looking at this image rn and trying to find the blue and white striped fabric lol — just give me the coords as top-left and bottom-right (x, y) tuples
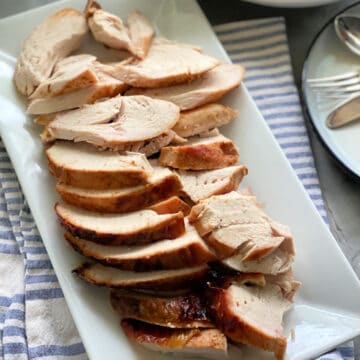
(0, 16), (354, 360)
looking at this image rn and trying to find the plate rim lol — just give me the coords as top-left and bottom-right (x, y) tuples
(301, 0), (360, 181)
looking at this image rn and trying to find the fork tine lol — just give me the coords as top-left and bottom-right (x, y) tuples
(311, 84), (360, 94)
(307, 71), (358, 84)
(309, 77), (360, 88)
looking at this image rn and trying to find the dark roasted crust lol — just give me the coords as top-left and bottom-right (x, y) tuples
(111, 290), (214, 328)
(206, 287), (287, 360)
(72, 263), (209, 290)
(159, 140), (239, 170)
(121, 318), (200, 347)
(47, 156), (148, 190)
(55, 204), (185, 245)
(65, 231), (216, 271)
(56, 174), (182, 213)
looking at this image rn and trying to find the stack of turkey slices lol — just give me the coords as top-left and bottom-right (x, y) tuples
(14, 1), (300, 359)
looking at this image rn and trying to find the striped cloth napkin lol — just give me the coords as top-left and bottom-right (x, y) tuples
(0, 17), (354, 360)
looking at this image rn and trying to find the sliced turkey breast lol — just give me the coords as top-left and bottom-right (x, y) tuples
(126, 63), (245, 110)
(56, 165), (182, 213)
(189, 192), (285, 237)
(223, 248), (294, 275)
(64, 221), (215, 271)
(189, 192), (294, 265)
(14, 8), (88, 96)
(207, 281), (291, 360)
(266, 270), (301, 301)
(29, 55), (98, 99)
(178, 165), (248, 203)
(28, 65), (127, 115)
(42, 96), (180, 149)
(111, 290), (213, 328)
(88, 7), (134, 53)
(128, 11), (154, 59)
(46, 141), (152, 189)
(104, 37), (220, 88)
(121, 319), (227, 359)
(173, 103), (237, 138)
(159, 134), (239, 170)
(149, 196), (191, 216)
(56, 202), (185, 246)
(73, 262), (208, 290)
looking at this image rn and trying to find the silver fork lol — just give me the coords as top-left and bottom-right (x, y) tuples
(307, 71), (360, 98)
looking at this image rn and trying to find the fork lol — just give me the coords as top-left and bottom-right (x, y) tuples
(307, 71), (360, 99)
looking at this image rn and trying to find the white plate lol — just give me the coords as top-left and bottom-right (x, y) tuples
(0, 1), (359, 359)
(302, 3), (360, 179)
(245, 0), (340, 8)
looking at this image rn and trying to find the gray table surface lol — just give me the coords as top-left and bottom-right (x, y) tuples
(1, 0), (359, 358)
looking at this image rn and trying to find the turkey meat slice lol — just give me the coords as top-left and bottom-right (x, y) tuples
(46, 141), (152, 189)
(14, 8), (87, 96)
(87, 5), (134, 53)
(222, 247), (294, 275)
(42, 95), (180, 149)
(178, 165), (248, 203)
(207, 281), (292, 360)
(56, 164), (182, 213)
(65, 221), (215, 271)
(73, 262), (208, 290)
(126, 63), (245, 110)
(29, 55), (98, 99)
(104, 37), (220, 88)
(159, 134), (239, 170)
(111, 290), (213, 328)
(121, 319), (227, 359)
(127, 11), (154, 59)
(172, 103), (237, 138)
(55, 202), (185, 246)
(28, 64), (127, 114)
(189, 192), (294, 261)
(149, 196), (191, 216)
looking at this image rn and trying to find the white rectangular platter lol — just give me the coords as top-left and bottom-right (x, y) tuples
(0, 1), (359, 359)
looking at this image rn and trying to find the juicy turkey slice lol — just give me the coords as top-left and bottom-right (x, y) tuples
(159, 134), (239, 170)
(126, 63), (245, 110)
(173, 103), (237, 138)
(55, 202), (185, 246)
(46, 141), (152, 189)
(111, 290), (213, 328)
(65, 221), (215, 271)
(128, 11), (154, 59)
(73, 262), (208, 290)
(88, 8), (134, 53)
(121, 319), (227, 359)
(178, 165), (248, 203)
(14, 8), (88, 96)
(189, 192), (294, 263)
(43, 95), (180, 148)
(222, 248), (294, 275)
(28, 64), (127, 115)
(29, 55), (98, 99)
(207, 281), (291, 360)
(104, 37), (220, 88)
(56, 165), (182, 213)
(189, 192), (271, 237)
(266, 270), (301, 301)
